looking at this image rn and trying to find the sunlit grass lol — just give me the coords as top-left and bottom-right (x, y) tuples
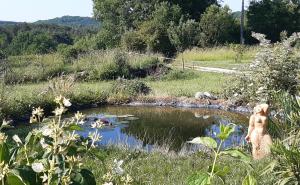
(176, 47), (257, 62)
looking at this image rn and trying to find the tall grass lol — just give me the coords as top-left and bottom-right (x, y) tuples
(5, 54), (66, 84)
(4, 50), (164, 84)
(176, 46), (258, 62)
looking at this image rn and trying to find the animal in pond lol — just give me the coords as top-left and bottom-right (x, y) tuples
(245, 104), (272, 160)
(99, 118), (112, 126)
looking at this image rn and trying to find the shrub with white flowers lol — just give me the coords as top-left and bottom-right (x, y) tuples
(226, 32), (300, 104)
(0, 95), (102, 184)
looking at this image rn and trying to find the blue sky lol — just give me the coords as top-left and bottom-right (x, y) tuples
(0, 0), (249, 22)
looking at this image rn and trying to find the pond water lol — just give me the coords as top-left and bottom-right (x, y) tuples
(77, 106), (249, 152)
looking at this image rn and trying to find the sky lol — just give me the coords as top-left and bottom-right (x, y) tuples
(0, 0), (249, 22)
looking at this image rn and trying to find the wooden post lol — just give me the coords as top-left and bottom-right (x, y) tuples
(240, 0), (245, 45)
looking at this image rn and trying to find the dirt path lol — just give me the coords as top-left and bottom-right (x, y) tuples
(173, 64), (240, 74)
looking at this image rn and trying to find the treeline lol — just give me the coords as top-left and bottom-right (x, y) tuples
(62, 0), (300, 57)
(1, 0), (300, 58)
(0, 23), (97, 58)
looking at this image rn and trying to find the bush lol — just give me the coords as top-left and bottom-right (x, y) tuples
(108, 79), (151, 103)
(162, 69), (197, 81)
(121, 31), (147, 52)
(226, 32), (300, 103)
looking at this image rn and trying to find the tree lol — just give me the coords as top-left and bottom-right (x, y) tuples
(247, 0), (300, 42)
(138, 2), (182, 56)
(199, 5), (239, 47)
(168, 18), (200, 52)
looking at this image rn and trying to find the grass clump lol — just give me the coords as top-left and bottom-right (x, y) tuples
(5, 54), (65, 84)
(162, 69), (197, 81)
(176, 46), (257, 62)
(108, 79), (151, 104)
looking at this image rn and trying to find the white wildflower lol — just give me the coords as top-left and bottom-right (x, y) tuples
(0, 133), (7, 143)
(32, 162), (44, 173)
(113, 159), (124, 175)
(103, 182), (113, 185)
(91, 120), (103, 129)
(42, 127), (53, 137)
(40, 138), (49, 149)
(41, 173), (48, 182)
(63, 97), (72, 107)
(53, 107), (65, 116)
(32, 107), (44, 117)
(12, 135), (22, 145)
(0, 162), (9, 181)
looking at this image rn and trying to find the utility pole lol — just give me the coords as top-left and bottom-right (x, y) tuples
(240, 0), (245, 44)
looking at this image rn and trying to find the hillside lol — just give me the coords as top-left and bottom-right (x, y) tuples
(35, 16), (100, 28)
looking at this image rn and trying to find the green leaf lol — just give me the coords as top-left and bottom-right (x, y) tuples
(71, 169), (96, 185)
(65, 124), (83, 131)
(242, 174), (257, 185)
(220, 149), (251, 163)
(188, 171), (211, 185)
(188, 137), (217, 149)
(6, 172), (26, 185)
(11, 166), (42, 184)
(0, 143), (10, 163)
(8, 147), (19, 166)
(218, 124), (235, 140)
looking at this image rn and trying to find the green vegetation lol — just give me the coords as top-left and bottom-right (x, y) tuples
(177, 47), (257, 62)
(34, 16), (100, 29)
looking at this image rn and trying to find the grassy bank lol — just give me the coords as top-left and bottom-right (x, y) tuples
(0, 71), (230, 121)
(83, 147), (275, 185)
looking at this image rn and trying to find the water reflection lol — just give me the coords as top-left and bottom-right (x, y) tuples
(77, 106), (249, 151)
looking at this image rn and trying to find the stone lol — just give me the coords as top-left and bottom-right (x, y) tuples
(195, 92), (217, 100)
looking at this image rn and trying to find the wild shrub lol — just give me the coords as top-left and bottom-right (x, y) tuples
(226, 32), (300, 104)
(162, 69), (197, 81)
(108, 79), (151, 103)
(0, 96), (99, 184)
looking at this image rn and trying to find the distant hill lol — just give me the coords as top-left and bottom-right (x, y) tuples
(0, 21), (22, 26)
(35, 16), (100, 29)
(232, 11), (242, 19)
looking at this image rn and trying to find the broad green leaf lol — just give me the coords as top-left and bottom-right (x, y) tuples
(11, 166), (42, 184)
(8, 147), (19, 166)
(242, 174), (257, 185)
(0, 143), (10, 163)
(66, 124), (83, 131)
(6, 172), (26, 185)
(188, 137), (217, 149)
(71, 169), (96, 185)
(218, 124), (235, 140)
(188, 171), (211, 185)
(220, 149), (251, 163)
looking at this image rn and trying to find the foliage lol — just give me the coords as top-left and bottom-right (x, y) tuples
(138, 2), (181, 56)
(4, 54), (65, 84)
(248, 0), (300, 42)
(34, 16), (101, 30)
(262, 94), (300, 185)
(0, 96), (100, 184)
(108, 79), (151, 103)
(199, 5), (239, 47)
(187, 123), (253, 185)
(168, 18), (200, 52)
(121, 31), (147, 52)
(226, 32), (300, 103)
(162, 69), (197, 81)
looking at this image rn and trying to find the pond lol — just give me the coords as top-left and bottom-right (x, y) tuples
(77, 106), (249, 152)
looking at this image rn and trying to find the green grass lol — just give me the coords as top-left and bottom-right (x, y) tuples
(147, 72), (232, 97)
(174, 60), (251, 70)
(176, 47), (257, 62)
(84, 147), (275, 185)
(0, 71), (230, 119)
